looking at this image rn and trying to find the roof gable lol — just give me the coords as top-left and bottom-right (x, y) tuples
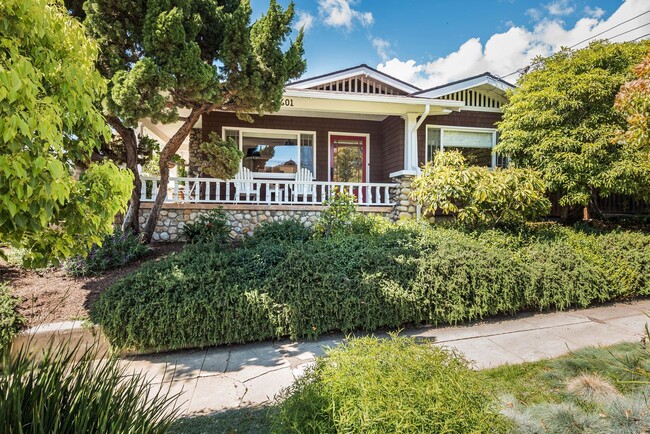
(287, 64), (420, 95)
(412, 72), (515, 111)
(412, 72), (514, 98)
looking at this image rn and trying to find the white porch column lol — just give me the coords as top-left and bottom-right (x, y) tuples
(402, 113), (420, 172)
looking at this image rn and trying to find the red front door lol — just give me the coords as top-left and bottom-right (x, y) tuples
(330, 135), (366, 183)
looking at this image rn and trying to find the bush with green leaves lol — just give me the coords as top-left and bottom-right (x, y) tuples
(314, 189), (358, 237)
(181, 208), (230, 244)
(0, 283), (25, 353)
(0, 342), (179, 433)
(245, 219), (313, 246)
(64, 229), (150, 277)
(272, 335), (508, 433)
(91, 220), (650, 352)
(412, 150), (550, 227)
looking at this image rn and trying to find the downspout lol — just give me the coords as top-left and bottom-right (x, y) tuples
(411, 104), (429, 220)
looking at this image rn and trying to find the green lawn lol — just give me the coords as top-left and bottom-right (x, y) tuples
(169, 341), (650, 433)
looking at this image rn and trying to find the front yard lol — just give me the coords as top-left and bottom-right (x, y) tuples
(168, 339), (650, 433)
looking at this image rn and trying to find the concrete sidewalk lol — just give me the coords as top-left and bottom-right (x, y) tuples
(121, 299), (650, 417)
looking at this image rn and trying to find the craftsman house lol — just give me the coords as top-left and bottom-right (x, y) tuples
(138, 65), (515, 239)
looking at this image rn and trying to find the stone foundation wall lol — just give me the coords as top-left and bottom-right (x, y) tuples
(140, 205), (395, 242)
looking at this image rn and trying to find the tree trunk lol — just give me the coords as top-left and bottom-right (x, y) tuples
(142, 104), (213, 243)
(560, 205), (583, 224)
(106, 115), (141, 234)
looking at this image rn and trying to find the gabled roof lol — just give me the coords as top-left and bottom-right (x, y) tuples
(411, 72), (515, 98)
(287, 64), (421, 94)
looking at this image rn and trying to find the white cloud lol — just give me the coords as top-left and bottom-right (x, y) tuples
(545, 0), (575, 16)
(318, 0), (373, 31)
(377, 0), (649, 89)
(526, 8), (542, 21)
(372, 37), (391, 61)
(294, 11), (315, 32)
(584, 6), (605, 18)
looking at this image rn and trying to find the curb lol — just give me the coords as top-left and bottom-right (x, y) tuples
(12, 321), (111, 360)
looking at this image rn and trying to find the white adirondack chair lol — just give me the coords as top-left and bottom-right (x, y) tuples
(233, 167), (260, 202)
(292, 168), (315, 203)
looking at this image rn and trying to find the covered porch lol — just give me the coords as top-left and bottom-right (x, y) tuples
(139, 84), (463, 209)
(140, 175), (396, 207)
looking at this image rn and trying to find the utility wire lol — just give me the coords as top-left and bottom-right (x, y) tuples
(633, 32), (650, 41)
(568, 9), (650, 49)
(498, 9), (650, 80)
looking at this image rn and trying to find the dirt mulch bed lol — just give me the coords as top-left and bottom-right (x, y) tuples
(1, 243), (183, 328)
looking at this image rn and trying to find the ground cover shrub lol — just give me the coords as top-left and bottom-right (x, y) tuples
(0, 341), (179, 433)
(411, 150), (550, 227)
(272, 335), (508, 433)
(181, 208), (230, 244)
(245, 219), (313, 246)
(92, 220), (650, 352)
(0, 283), (25, 353)
(64, 228), (150, 277)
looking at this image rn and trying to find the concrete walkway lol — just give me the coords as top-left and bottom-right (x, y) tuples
(121, 299), (650, 417)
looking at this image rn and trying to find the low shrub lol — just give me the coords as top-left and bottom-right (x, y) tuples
(181, 208), (230, 244)
(91, 222), (650, 351)
(0, 283), (25, 353)
(272, 335), (508, 433)
(314, 190), (358, 237)
(245, 219), (313, 246)
(64, 229), (150, 277)
(0, 342), (179, 433)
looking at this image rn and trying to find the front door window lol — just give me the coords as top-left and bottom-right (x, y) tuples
(330, 136), (366, 182)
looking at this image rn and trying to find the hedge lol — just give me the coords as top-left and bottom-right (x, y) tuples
(91, 221), (650, 351)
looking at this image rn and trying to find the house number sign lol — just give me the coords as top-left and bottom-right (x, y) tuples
(280, 98), (295, 107)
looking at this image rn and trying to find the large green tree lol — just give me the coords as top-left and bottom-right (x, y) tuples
(83, 0), (306, 242)
(496, 40), (650, 219)
(0, 0), (132, 267)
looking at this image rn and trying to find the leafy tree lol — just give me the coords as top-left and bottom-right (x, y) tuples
(83, 0), (306, 242)
(198, 133), (243, 179)
(0, 0), (132, 267)
(496, 40), (650, 220)
(411, 151), (550, 227)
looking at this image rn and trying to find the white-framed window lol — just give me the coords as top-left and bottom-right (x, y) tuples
(222, 127), (316, 179)
(425, 125), (507, 169)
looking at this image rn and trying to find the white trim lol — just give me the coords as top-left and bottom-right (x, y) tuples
(415, 76), (513, 99)
(327, 131), (371, 184)
(222, 126), (317, 179)
(388, 169), (419, 178)
(425, 124), (498, 167)
(283, 89), (464, 108)
(460, 106), (503, 113)
(287, 65), (420, 93)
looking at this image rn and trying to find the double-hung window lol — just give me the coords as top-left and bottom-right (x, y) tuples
(223, 127), (316, 178)
(425, 126), (507, 169)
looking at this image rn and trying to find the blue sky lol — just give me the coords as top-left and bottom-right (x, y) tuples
(250, 0), (649, 88)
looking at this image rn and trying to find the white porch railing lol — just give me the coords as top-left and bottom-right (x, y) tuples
(140, 176), (397, 207)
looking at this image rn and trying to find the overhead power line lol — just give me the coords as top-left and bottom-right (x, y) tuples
(498, 9), (650, 80)
(568, 9), (650, 49)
